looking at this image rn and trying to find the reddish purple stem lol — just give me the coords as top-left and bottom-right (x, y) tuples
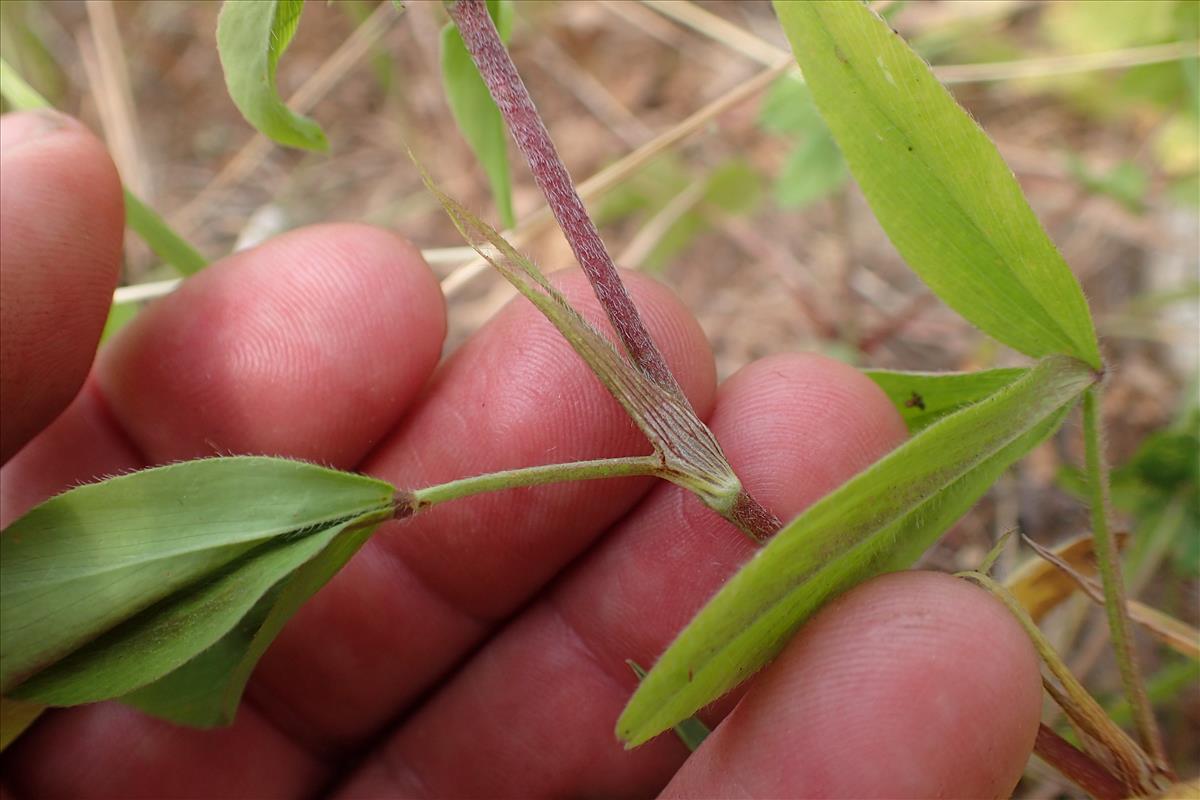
(1033, 724), (1128, 800)
(446, 0), (684, 400)
(445, 0), (780, 542)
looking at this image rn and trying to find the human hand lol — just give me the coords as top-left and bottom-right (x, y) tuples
(1, 110), (1041, 799)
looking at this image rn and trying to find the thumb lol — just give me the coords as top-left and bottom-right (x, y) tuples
(1, 110), (124, 463)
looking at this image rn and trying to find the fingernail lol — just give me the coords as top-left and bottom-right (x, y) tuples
(0, 109), (77, 155)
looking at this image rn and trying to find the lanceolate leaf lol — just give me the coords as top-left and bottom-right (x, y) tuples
(626, 661), (709, 752)
(618, 355), (1097, 746)
(216, 0), (328, 151)
(121, 518), (380, 727)
(865, 367), (1027, 433)
(123, 190), (208, 276)
(0, 458), (394, 700)
(441, 0), (516, 227)
(0, 698), (43, 752)
(773, 1), (1102, 369)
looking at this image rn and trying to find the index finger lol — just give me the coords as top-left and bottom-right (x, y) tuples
(0, 111), (123, 463)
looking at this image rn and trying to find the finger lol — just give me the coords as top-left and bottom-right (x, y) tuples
(2, 225), (447, 798)
(338, 353), (909, 798)
(246, 269), (717, 751)
(0, 380), (141, 528)
(97, 224), (446, 465)
(4, 704), (322, 800)
(0, 110), (123, 463)
(662, 571), (1042, 799)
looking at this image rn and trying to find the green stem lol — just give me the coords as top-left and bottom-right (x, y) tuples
(1082, 387), (1167, 768)
(404, 455), (662, 513)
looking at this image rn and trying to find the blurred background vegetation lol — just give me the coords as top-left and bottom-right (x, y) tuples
(2, 0), (1196, 794)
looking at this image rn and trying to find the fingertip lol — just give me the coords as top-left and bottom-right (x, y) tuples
(666, 571), (1042, 799)
(97, 223), (447, 465)
(1, 111), (124, 462)
(712, 352), (908, 518)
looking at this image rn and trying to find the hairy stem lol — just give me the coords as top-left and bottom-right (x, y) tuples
(398, 456), (662, 516)
(445, 0), (682, 399)
(443, 0), (781, 544)
(1082, 387), (1167, 768)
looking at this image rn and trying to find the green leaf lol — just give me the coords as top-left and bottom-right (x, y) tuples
(775, 129), (847, 208)
(124, 190), (208, 276)
(100, 300), (139, 344)
(626, 660), (709, 752)
(0, 697), (43, 751)
(216, 0), (328, 151)
(121, 517), (378, 727)
(0, 457), (393, 700)
(703, 160), (763, 216)
(864, 366), (1027, 433)
(757, 76), (849, 208)
(617, 355), (1096, 746)
(1067, 156), (1148, 213)
(773, 1), (1102, 369)
(758, 75), (820, 135)
(441, 0), (515, 228)
(0, 55), (47, 110)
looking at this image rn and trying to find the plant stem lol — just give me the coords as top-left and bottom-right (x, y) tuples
(445, 0), (682, 399)
(401, 455), (662, 515)
(1033, 723), (1126, 800)
(1082, 387), (1167, 768)
(444, 0), (782, 544)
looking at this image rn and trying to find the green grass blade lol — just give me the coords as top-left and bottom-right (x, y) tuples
(121, 517), (381, 727)
(0, 698), (43, 752)
(626, 660), (710, 752)
(123, 189), (207, 276)
(8, 509), (385, 711)
(441, 0), (515, 227)
(216, 0), (328, 151)
(864, 366), (1028, 433)
(0, 56), (47, 110)
(773, 1), (1102, 369)
(0, 457), (393, 694)
(617, 355), (1096, 747)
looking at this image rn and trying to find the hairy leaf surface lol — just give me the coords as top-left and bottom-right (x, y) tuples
(865, 367), (1027, 433)
(121, 518), (380, 726)
(217, 0), (328, 151)
(618, 355), (1096, 746)
(0, 457), (393, 697)
(774, 0), (1101, 368)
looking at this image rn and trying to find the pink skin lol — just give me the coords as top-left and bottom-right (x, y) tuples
(0, 111), (1042, 799)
